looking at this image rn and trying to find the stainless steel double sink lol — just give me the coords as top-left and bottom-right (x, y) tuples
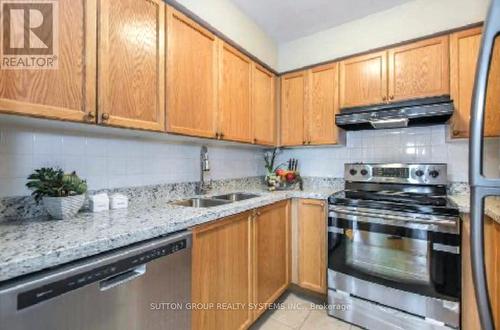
(170, 193), (260, 208)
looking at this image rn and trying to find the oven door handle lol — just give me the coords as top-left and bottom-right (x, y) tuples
(328, 226), (344, 234)
(329, 209), (458, 228)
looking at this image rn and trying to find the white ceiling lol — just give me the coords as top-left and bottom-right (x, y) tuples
(231, 0), (414, 43)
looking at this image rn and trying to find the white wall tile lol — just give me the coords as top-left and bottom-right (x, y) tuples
(280, 125), (494, 183)
(0, 125), (265, 197)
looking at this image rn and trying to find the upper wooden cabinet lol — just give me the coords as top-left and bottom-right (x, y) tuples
(297, 199), (327, 294)
(0, 0), (96, 123)
(340, 36), (449, 109)
(450, 27), (500, 138)
(192, 211), (254, 330)
(218, 43), (253, 143)
(280, 71), (307, 146)
(253, 65), (276, 146)
(166, 7), (218, 138)
(98, 0), (165, 131)
(307, 63), (340, 145)
(339, 51), (387, 108)
(253, 201), (290, 319)
(388, 36), (449, 102)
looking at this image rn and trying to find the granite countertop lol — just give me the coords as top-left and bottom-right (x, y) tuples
(448, 194), (500, 223)
(0, 189), (336, 283)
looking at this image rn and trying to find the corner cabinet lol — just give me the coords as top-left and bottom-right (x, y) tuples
(192, 211), (254, 330)
(253, 201), (290, 319)
(166, 7), (218, 138)
(192, 201), (290, 329)
(297, 199), (327, 294)
(98, 0), (165, 131)
(450, 27), (500, 138)
(218, 43), (253, 143)
(0, 0), (96, 123)
(253, 65), (276, 146)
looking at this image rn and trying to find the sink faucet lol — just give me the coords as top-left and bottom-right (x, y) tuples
(197, 146), (212, 194)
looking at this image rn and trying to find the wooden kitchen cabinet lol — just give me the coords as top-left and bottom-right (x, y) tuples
(280, 71), (306, 146)
(297, 199), (327, 294)
(307, 63), (340, 145)
(98, 0), (165, 131)
(166, 7), (218, 138)
(388, 36), (449, 102)
(462, 214), (500, 329)
(339, 51), (387, 108)
(253, 64), (276, 146)
(253, 201), (290, 319)
(0, 0), (96, 123)
(192, 211), (253, 330)
(218, 42), (253, 143)
(450, 27), (500, 138)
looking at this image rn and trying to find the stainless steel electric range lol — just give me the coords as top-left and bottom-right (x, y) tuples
(327, 163), (460, 330)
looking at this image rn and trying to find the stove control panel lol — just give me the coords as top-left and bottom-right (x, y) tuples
(344, 163), (447, 185)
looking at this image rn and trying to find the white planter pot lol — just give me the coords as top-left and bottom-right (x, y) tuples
(42, 195), (85, 220)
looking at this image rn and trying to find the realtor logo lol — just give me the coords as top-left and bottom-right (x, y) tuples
(0, 0), (58, 69)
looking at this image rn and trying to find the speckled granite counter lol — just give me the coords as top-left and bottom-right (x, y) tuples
(0, 189), (338, 283)
(448, 194), (500, 223)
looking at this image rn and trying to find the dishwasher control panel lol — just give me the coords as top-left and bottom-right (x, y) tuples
(17, 238), (187, 310)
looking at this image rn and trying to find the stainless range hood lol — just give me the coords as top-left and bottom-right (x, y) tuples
(335, 96), (454, 130)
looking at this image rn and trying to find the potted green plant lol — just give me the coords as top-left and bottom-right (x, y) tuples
(26, 168), (88, 219)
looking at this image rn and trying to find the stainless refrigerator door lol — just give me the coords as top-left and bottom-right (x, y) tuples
(469, 1), (500, 329)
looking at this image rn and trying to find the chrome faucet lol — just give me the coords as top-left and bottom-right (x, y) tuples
(197, 146), (211, 194)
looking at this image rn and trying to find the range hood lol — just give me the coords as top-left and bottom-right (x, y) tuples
(335, 96), (454, 130)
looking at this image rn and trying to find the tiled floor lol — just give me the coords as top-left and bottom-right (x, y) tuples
(250, 291), (362, 330)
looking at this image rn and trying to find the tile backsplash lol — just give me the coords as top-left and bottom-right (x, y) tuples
(0, 124), (265, 197)
(279, 125), (500, 182)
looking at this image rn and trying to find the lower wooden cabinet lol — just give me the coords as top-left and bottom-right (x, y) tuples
(253, 201), (290, 319)
(191, 201), (290, 330)
(297, 199), (327, 294)
(462, 214), (500, 330)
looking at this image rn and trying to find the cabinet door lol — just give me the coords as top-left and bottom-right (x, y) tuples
(192, 212), (253, 330)
(98, 0), (165, 131)
(166, 7), (218, 138)
(280, 71), (306, 146)
(339, 51), (387, 108)
(450, 28), (500, 138)
(298, 199), (327, 294)
(253, 64), (276, 146)
(0, 0), (96, 123)
(307, 63), (339, 145)
(461, 214), (500, 329)
(253, 201), (290, 318)
(218, 43), (252, 142)
(388, 36), (449, 102)
(450, 28), (482, 138)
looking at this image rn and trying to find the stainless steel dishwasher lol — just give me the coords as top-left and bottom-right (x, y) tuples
(0, 230), (192, 330)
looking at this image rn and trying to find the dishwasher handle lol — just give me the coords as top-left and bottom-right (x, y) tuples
(99, 264), (146, 291)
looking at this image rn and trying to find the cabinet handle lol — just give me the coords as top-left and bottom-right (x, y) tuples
(302, 140), (306, 145)
(382, 96), (387, 101)
(256, 211), (261, 216)
(452, 130), (461, 137)
(101, 113), (110, 121)
(389, 95), (394, 100)
(87, 111), (96, 121)
(308, 141), (312, 145)
(253, 138), (257, 144)
(215, 132), (220, 139)
(219, 133), (224, 139)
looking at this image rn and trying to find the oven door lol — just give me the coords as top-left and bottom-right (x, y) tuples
(328, 207), (460, 302)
